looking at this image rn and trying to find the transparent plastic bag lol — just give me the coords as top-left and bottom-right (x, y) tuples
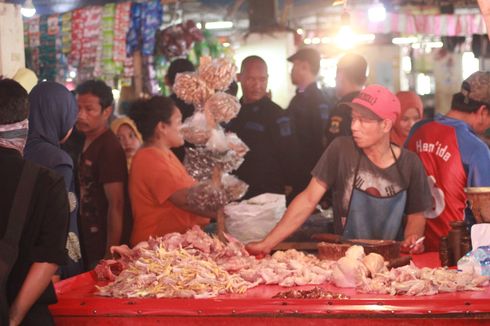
(173, 72), (214, 106)
(224, 193), (286, 244)
(180, 112), (212, 145)
(187, 180), (228, 212)
(198, 57), (236, 91)
(184, 147), (244, 181)
(204, 92), (240, 123)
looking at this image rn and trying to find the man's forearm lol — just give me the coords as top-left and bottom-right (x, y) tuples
(261, 191), (317, 250)
(404, 213), (426, 240)
(106, 205), (123, 254)
(9, 262), (58, 326)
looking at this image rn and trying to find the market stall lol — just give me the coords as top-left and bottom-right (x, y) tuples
(50, 252), (490, 325)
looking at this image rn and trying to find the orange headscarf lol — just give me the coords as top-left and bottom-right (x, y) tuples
(391, 91), (423, 147)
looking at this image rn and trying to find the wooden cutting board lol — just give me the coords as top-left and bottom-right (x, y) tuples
(273, 242), (318, 251)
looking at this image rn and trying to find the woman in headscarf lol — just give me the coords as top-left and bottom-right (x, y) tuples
(391, 91), (424, 147)
(110, 116), (142, 170)
(24, 81), (83, 279)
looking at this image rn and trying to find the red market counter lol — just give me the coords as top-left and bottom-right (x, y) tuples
(50, 252), (490, 325)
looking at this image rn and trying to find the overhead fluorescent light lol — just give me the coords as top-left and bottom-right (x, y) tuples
(205, 21), (234, 30)
(368, 0), (387, 23)
(392, 37), (418, 45)
(21, 0), (36, 18)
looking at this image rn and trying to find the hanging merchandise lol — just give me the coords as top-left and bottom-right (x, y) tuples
(79, 6), (103, 83)
(100, 3), (116, 87)
(156, 20), (203, 60)
(25, 17), (40, 73)
(192, 30), (224, 62)
(69, 9), (84, 69)
(126, 0), (163, 57)
(39, 15), (57, 81)
(174, 57), (248, 218)
(61, 12), (72, 55)
(114, 2), (131, 83)
(198, 58), (236, 92)
(126, 0), (163, 94)
(55, 14), (69, 84)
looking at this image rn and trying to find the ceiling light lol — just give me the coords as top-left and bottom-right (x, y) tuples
(21, 0), (36, 18)
(392, 37), (418, 45)
(204, 21), (233, 30)
(368, 0), (386, 23)
(335, 25), (355, 50)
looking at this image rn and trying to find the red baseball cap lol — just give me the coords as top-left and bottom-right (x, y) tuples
(342, 85), (401, 123)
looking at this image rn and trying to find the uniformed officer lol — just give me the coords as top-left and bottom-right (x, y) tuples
(323, 53), (368, 149)
(226, 55), (296, 199)
(286, 48), (332, 193)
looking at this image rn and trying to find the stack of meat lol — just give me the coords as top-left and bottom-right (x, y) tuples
(95, 227), (490, 299)
(95, 226), (334, 298)
(331, 245), (490, 296)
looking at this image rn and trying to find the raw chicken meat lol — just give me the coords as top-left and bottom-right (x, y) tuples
(96, 229), (489, 298)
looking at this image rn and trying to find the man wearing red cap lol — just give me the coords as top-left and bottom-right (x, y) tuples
(247, 85), (432, 256)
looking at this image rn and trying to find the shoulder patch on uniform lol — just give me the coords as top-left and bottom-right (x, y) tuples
(329, 116), (343, 134)
(319, 104), (331, 120)
(276, 116), (292, 137)
(245, 121), (265, 132)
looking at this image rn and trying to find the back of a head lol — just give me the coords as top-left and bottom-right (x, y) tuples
(451, 71), (490, 113)
(337, 53), (368, 86)
(0, 79), (29, 124)
(167, 59), (196, 86)
(129, 96), (175, 142)
(28, 81), (78, 142)
(76, 80), (114, 109)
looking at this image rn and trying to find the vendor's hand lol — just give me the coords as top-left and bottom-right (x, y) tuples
(401, 234), (425, 254)
(245, 241), (271, 258)
(110, 244), (134, 259)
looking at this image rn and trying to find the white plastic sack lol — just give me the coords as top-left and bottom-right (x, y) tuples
(224, 193), (286, 244)
(471, 223), (490, 249)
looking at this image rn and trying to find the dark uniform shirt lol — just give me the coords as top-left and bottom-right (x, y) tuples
(170, 93), (195, 162)
(226, 96), (295, 199)
(323, 91), (359, 150)
(287, 82), (331, 192)
(0, 147), (69, 323)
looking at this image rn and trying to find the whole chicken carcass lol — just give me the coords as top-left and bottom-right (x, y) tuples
(362, 252), (387, 276)
(332, 256), (369, 288)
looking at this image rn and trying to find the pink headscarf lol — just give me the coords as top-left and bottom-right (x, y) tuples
(391, 91), (423, 147)
(0, 119), (28, 154)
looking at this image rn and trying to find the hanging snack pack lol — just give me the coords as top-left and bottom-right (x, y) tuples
(204, 92), (241, 123)
(174, 57), (248, 212)
(173, 72), (214, 107)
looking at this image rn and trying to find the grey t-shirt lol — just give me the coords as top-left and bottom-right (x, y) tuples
(312, 136), (432, 233)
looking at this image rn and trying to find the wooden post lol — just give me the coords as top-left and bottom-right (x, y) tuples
(212, 166), (226, 243)
(216, 208), (226, 243)
(133, 50), (143, 97)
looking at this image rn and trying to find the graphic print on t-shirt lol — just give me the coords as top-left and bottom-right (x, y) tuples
(343, 168), (403, 212)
